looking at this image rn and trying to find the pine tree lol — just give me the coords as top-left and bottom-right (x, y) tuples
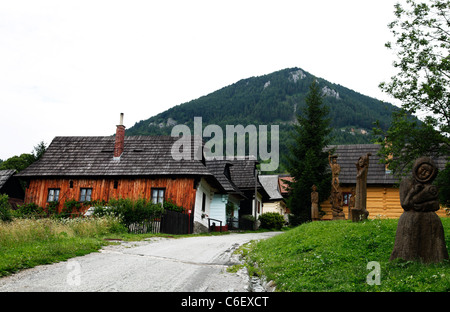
(285, 80), (333, 225)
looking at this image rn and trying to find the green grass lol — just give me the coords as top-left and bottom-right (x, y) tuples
(242, 218), (450, 292)
(0, 217), (126, 277)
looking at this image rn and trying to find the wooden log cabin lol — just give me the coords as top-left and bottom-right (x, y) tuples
(320, 144), (448, 220)
(16, 115), (224, 233)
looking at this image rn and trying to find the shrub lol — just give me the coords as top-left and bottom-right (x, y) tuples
(240, 214), (256, 230)
(0, 194), (12, 222)
(93, 198), (164, 227)
(163, 199), (184, 213)
(14, 202), (45, 218)
(259, 212), (285, 230)
(61, 199), (82, 217)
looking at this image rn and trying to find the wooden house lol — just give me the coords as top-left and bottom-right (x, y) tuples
(226, 157), (270, 228)
(320, 144), (448, 220)
(16, 115), (224, 233)
(258, 174), (287, 217)
(205, 159), (246, 231)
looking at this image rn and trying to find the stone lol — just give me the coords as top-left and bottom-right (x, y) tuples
(390, 157), (449, 263)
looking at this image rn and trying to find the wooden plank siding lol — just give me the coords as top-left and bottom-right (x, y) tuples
(320, 186), (448, 220)
(24, 177), (197, 213)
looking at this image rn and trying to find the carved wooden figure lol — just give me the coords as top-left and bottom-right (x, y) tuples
(390, 157), (448, 263)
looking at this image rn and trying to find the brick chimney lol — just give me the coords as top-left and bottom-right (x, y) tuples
(114, 113), (125, 159)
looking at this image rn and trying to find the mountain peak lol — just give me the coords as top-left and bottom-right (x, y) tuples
(127, 67), (397, 151)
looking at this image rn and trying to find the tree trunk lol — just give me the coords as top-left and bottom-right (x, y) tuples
(390, 211), (449, 263)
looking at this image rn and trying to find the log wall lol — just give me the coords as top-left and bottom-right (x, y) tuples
(24, 177), (198, 213)
(320, 185), (448, 220)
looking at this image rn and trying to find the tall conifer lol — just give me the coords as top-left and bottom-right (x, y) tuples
(285, 80), (333, 224)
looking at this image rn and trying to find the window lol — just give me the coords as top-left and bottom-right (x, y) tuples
(151, 188), (165, 205)
(80, 188), (92, 202)
(342, 192), (352, 206)
(202, 193), (206, 212)
(113, 180), (118, 189)
(47, 188), (60, 202)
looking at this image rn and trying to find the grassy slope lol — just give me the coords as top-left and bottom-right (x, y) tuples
(245, 218), (450, 292)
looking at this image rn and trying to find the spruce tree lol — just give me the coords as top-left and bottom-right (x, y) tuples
(285, 80), (333, 225)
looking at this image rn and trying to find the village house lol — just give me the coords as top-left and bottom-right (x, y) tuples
(226, 157), (270, 229)
(205, 159), (246, 231)
(258, 174), (287, 217)
(16, 114), (228, 233)
(320, 144), (448, 219)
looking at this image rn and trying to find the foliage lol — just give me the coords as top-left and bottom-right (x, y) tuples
(226, 201), (237, 217)
(14, 202), (45, 218)
(258, 212), (285, 230)
(243, 219), (450, 292)
(93, 198), (165, 228)
(46, 201), (60, 216)
(126, 67), (398, 172)
(373, 109), (449, 177)
(0, 153), (36, 172)
(377, 0), (450, 177)
(0, 141), (47, 172)
(240, 214), (256, 230)
(0, 194), (12, 222)
(61, 199), (83, 218)
(435, 162), (450, 207)
(163, 198), (185, 213)
(380, 0), (449, 135)
(285, 81), (333, 225)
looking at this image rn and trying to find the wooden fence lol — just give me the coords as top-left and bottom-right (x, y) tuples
(128, 210), (190, 235)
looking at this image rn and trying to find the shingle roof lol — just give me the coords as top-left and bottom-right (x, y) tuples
(227, 157), (260, 190)
(227, 157), (270, 200)
(205, 159), (245, 198)
(16, 136), (214, 177)
(259, 175), (283, 200)
(0, 169), (16, 189)
(326, 144), (447, 185)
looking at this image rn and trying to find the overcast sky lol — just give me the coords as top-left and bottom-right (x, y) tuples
(0, 0), (402, 160)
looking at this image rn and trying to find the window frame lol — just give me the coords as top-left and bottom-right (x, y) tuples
(79, 188), (93, 202)
(47, 188), (60, 202)
(151, 188), (165, 205)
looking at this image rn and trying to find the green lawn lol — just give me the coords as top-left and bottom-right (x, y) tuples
(0, 217), (126, 277)
(242, 218), (450, 292)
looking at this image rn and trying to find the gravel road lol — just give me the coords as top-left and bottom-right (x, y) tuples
(0, 232), (282, 292)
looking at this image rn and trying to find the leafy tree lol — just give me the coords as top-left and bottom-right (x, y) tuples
(0, 153), (36, 172)
(377, 0), (450, 175)
(0, 141), (47, 172)
(285, 81), (333, 225)
(33, 141), (47, 160)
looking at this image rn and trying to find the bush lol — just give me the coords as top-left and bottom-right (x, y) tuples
(0, 194), (12, 222)
(240, 214), (256, 230)
(93, 198), (164, 227)
(259, 212), (285, 230)
(163, 199), (185, 213)
(14, 202), (45, 218)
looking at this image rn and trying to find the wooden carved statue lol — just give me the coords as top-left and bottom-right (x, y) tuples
(352, 153), (371, 221)
(348, 187), (355, 220)
(328, 153), (345, 220)
(390, 157), (448, 263)
(329, 153), (341, 193)
(311, 185), (319, 221)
